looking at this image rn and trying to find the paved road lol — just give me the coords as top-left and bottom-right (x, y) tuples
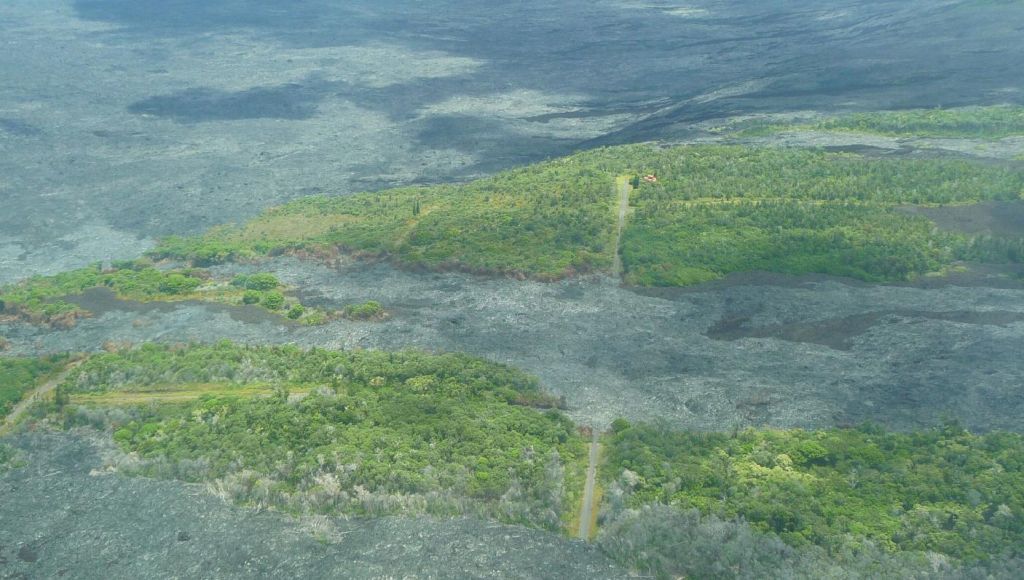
(611, 178), (631, 279)
(577, 429), (601, 540)
(1, 360), (82, 435)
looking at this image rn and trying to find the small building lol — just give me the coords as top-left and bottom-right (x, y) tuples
(642, 174), (658, 183)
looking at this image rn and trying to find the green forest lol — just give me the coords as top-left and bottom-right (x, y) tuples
(603, 421), (1024, 571)
(56, 342), (582, 530)
(621, 146), (1024, 284)
(150, 144), (1024, 287)
(814, 105), (1024, 139)
(731, 105), (1024, 139)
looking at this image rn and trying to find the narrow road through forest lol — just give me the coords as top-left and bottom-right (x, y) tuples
(577, 429), (601, 540)
(611, 177), (631, 279)
(1, 359), (82, 435)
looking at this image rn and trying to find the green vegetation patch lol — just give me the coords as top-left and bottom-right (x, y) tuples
(59, 342), (581, 529)
(0, 355), (68, 416)
(149, 144), (1024, 287)
(622, 146), (1024, 285)
(151, 153), (622, 279)
(341, 300), (386, 321)
(0, 262), (328, 327)
(605, 422), (1024, 564)
(623, 201), (957, 285)
(815, 106), (1024, 139)
(732, 106), (1024, 139)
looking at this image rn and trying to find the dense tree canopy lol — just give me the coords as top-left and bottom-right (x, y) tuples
(604, 422), (1024, 565)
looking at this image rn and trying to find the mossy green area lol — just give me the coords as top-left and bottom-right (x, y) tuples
(604, 421), (1024, 565)
(0, 262), (328, 327)
(149, 144), (1024, 287)
(0, 355), (68, 416)
(733, 105), (1024, 139)
(56, 342), (581, 530)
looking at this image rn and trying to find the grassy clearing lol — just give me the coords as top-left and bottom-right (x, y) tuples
(70, 384), (311, 406)
(238, 213), (360, 242)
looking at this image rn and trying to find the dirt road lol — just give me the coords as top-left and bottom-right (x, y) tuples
(577, 429), (600, 540)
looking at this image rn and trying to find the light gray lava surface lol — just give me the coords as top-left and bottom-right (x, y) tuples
(3, 1), (1024, 576)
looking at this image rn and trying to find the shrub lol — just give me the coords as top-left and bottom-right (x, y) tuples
(342, 300), (385, 320)
(158, 273), (201, 295)
(243, 273), (280, 291)
(262, 291), (285, 310)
